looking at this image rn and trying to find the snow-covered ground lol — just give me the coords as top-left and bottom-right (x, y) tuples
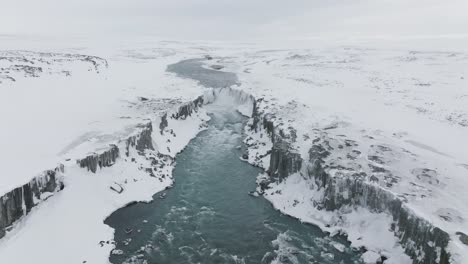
(0, 38), (213, 263)
(228, 44), (468, 262)
(0, 36), (467, 263)
(0, 39), (206, 196)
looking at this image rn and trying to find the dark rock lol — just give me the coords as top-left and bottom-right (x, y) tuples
(172, 96), (204, 120)
(368, 155), (385, 165)
(210, 65), (224, 70)
(456, 231), (468, 245)
(78, 144), (120, 173)
(159, 113), (168, 135)
(126, 123), (154, 156)
(268, 140), (302, 181)
(0, 166), (64, 239)
(110, 183), (124, 194)
(250, 99), (261, 132)
(306, 151), (451, 264)
(248, 96), (452, 264)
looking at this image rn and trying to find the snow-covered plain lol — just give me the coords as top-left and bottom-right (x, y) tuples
(232, 44), (468, 263)
(0, 38), (213, 263)
(0, 36), (467, 264)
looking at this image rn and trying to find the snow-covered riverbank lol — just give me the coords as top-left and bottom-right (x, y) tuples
(0, 39), (214, 263)
(0, 86), (209, 263)
(0, 37), (467, 264)
(231, 46), (468, 263)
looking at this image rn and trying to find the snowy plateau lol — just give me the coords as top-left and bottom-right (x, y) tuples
(0, 36), (467, 264)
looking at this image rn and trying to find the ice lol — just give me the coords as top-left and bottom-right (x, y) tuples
(0, 33), (467, 264)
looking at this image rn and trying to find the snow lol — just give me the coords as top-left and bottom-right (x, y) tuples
(232, 42), (468, 262)
(153, 109), (210, 158)
(0, 91), (208, 264)
(0, 38), (211, 263)
(262, 172), (413, 264)
(361, 251), (381, 264)
(0, 159), (171, 263)
(0, 35), (467, 263)
(0, 41), (205, 196)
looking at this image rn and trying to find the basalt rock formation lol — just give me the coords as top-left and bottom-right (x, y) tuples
(248, 96), (452, 264)
(78, 144), (120, 173)
(78, 94), (207, 176)
(0, 95), (207, 240)
(172, 96), (204, 120)
(0, 165), (64, 239)
(125, 123), (154, 155)
(307, 145), (450, 264)
(268, 140), (302, 181)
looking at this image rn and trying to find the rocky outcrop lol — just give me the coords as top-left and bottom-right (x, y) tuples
(78, 122), (155, 174)
(250, 105), (302, 181)
(78, 94), (206, 176)
(262, 113), (276, 141)
(250, 99), (260, 132)
(172, 96), (204, 120)
(307, 149), (451, 264)
(0, 93), (209, 241)
(249, 96), (452, 264)
(78, 94), (207, 176)
(0, 50), (108, 84)
(268, 140), (302, 181)
(159, 114), (168, 134)
(125, 123), (154, 155)
(0, 165), (64, 239)
(78, 144), (120, 173)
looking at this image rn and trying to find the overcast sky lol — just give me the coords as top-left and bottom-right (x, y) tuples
(1, 0), (467, 40)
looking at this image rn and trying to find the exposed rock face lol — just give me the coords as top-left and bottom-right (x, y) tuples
(456, 232), (468, 245)
(251, 106), (302, 181)
(126, 123), (154, 155)
(78, 94), (206, 176)
(159, 113), (168, 134)
(307, 150), (450, 264)
(0, 50), (108, 84)
(78, 121), (155, 174)
(0, 165), (64, 239)
(268, 140), (302, 181)
(78, 144), (120, 173)
(78, 94), (207, 176)
(172, 96), (204, 120)
(250, 100), (260, 132)
(249, 96), (452, 264)
(262, 114), (276, 140)
(0, 93), (209, 241)
(210, 65), (224, 70)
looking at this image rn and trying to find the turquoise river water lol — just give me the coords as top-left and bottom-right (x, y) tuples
(105, 101), (362, 264)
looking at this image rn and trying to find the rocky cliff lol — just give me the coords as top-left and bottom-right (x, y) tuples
(0, 95), (207, 241)
(247, 95), (453, 264)
(307, 144), (451, 264)
(0, 165), (64, 239)
(172, 96), (204, 120)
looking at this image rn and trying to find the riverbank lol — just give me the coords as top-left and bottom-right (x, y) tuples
(106, 93), (363, 264)
(0, 38), (467, 264)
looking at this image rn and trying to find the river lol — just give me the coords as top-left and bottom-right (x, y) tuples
(105, 58), (362, 264)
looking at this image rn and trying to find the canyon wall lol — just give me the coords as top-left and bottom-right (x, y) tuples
(0, 96), (205, 240)
(0, 165), (64, 239)
(248, 96), (451, 264)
